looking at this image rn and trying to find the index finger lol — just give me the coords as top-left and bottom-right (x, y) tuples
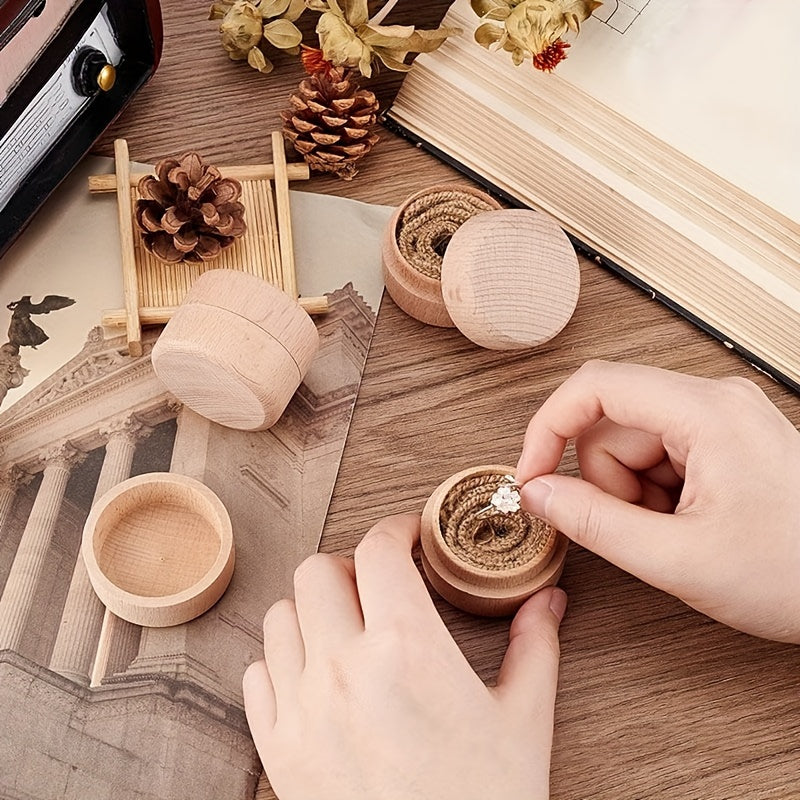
(516, 360), (711, 483)
(353, 513), (440, 630)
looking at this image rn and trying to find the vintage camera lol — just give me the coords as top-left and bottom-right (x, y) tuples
(0, 0), (162, 259)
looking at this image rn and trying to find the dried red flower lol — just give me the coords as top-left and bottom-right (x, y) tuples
(301, 45), (335, 76)
(532, 40), (571, 72)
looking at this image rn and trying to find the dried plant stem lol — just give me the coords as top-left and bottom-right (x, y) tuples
(368, 0), (400, 26)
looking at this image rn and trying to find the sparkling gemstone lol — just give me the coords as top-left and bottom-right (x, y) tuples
(490, 485), (521, 514)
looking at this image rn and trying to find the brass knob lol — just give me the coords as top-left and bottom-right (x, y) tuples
(96, 64), (116, 92)
(72, 48), (116, 96)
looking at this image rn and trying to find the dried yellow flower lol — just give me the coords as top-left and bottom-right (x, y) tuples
(214, 0), (262, 58)
(472, 0), (601, 70)
(316, 10), (373, 75)
(305, 0), (459, 78)
(209, 0), (305, 73)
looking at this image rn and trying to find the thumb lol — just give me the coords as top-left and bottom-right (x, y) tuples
(494, 586), (566, 718)
(520, 474), (685, 586)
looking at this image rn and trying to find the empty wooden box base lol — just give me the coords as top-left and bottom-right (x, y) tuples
(420, 465), (568, 617)
(151, 269), (319, 431)
(82, 472), (235, 627)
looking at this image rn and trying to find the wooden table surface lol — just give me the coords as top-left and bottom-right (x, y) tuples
(97, 2), (800, 797)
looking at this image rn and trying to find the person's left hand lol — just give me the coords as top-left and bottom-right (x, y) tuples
(243, 514), (567, 800)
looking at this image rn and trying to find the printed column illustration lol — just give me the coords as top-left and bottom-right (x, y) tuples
(49, 417), (153, 684)
(0, 443), (85, 650)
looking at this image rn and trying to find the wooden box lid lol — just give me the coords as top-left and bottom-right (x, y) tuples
(440, 210), (580, 350)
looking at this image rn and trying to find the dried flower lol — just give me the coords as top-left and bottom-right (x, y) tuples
(304, 0), (459, 78)
(472, 0), (601, 70)
(209, 0), (305, 73)
(532, 38), (570, 71)
(300, 44), (335, 75)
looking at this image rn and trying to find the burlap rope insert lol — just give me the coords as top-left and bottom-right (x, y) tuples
(439, 474), (556, 571)
(396, 190), (497, 280)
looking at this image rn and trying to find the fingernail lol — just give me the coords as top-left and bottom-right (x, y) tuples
(522, 478), (553, 517)
(549, 587), (568, 623)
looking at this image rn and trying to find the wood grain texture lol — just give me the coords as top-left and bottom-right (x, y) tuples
(82, 472), (234, 627)
(270, 131), (298, 300)
(97, 2), (800, 797)
(151, 269), (319, 430)
(100, 294), (330, 326)
(441, 209), (580, 349)
(87, 163), (310, 192)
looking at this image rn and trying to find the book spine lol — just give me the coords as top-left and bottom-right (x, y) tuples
(381, 112), (799, 395)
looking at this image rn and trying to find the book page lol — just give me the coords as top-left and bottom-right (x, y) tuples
(457, 0), (800, 221)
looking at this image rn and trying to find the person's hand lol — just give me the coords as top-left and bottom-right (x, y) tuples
(242, 514), (567, 800)
(516, 360), (800, 644)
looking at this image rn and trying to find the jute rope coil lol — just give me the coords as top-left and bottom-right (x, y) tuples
(396, 189), (497, 280)
(439, 474), (556, 571)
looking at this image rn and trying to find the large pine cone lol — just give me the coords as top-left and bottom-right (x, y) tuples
(281, 66), (380, 181)
(135, 152), (247, 264)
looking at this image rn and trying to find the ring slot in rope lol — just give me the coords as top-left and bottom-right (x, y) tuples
(396, 190), (497, 280)
(439, 474), (555, 571)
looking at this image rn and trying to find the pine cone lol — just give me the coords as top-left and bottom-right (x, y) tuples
(135, 152), (247, 264)
(281, 65), (379, 181)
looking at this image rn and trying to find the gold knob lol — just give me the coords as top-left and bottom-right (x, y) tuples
(96, 64), (116, 92)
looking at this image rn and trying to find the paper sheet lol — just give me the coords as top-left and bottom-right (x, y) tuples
(0, 156), (394, 800)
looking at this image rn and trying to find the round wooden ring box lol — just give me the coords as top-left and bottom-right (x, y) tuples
(440, 209), (580, 350)
(151, 269), (319, 430)
(381, 184), (503, 327)
(420, 464), (568, 617)
(82, 472), (235, 627)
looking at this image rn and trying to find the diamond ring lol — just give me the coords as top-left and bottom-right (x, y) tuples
(477, 475), (521, 516)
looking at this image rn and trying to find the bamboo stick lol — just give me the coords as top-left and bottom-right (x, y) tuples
(101, 296), (329, 328)
(264, 180), (283, 288)
(271, 132), (299, 300)
(89, 163), (310, 193)
(113, 139), (143, 357)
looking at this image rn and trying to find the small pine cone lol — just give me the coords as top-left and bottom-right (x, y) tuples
(281, 66), (380, 181)
(135, 152), (247, 264)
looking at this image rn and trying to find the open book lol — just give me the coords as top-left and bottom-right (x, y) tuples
(385, 0), (800, 390)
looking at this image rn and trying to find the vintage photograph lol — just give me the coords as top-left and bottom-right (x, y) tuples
(0, 155), (391, 799)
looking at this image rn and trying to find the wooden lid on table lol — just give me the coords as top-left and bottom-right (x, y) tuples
(383, 190), (580, 350)
(441, 210), (580, 350)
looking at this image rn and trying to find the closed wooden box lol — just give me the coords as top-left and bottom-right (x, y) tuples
(151, 269), (319, 430)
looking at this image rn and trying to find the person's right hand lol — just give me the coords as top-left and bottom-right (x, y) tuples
(516, 360), (800, 644)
